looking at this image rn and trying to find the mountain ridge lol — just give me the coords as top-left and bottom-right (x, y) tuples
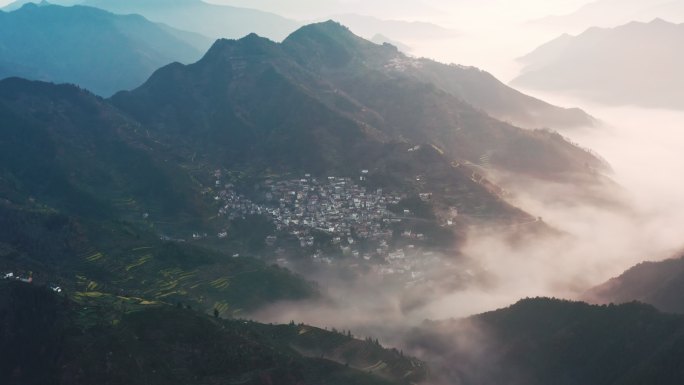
(0, 3), (212, 96)
(283, 21), (596, 131)
(82, 0), (301, 41)
(584, 252), (684, 314)
(513, 18), (684, 109)
(405, 297), (684, 385)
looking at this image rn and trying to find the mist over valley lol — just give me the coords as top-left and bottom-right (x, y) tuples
(2, 1), (684, 384)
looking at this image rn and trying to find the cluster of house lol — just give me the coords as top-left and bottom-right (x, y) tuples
(384, 56), (424, 72)
(2, 271), (62, 293)
(210, 172), (463, 284)
(214, 173), (407, 249)
(3, 271), (33, 283)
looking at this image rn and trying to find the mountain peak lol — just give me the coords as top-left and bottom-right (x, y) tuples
(201, 33), (279, 63)
(283, 20), (378, 68)
(19, 1), (48, 10)
(298, 20), (353, 36)
(648, 17), (673, 26)
(284, 20), (359, 46)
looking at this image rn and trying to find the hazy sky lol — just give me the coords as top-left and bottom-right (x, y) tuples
(3, 0), (672, 80)
(4, 0), (676, 26)
(0, 0), (593, 23)
(201, 0), (597, 80)
(203, 0), (593, 24)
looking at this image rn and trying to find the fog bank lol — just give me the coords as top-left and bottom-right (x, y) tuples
(247, 99), (684, 347)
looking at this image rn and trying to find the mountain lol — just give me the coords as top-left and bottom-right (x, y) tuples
(109, 31), (542, 228)
(405, 298), (684, 385)
(513, 19), (684, 109)
(0, 78), (203, 224)
(0, 3), (212, 96)
(1, 20), (584, 320)
(112, 21), (605, 188)
(0, 22), (611, 317)
(531, 0), (684, 32)
(0, 280), (425, 385)
(283, 22), (601, 168)
(584, 252), (684, 314)
(0, 77), (319, 313)
(2, 0), (79, 11)
(82, 0), (301, 41)
(288, 22), (596, 132)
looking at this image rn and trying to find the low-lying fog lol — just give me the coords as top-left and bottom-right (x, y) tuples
(232, 0), (684, 348)
(249, 95), (684, 343)
(428, 99), (684, 316)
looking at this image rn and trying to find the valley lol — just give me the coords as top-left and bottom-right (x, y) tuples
(2, 1), (684, 384)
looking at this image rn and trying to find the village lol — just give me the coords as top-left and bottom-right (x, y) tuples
(215, 172), (403, 242)
(210, 171), (456, 280)
(2, 271), (62, 293)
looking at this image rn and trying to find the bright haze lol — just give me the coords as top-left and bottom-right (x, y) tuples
(218, 0), (684, 332)
(207, 0), (593, 80)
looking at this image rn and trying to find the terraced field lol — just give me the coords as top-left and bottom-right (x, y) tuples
(68, 239), (317, 314)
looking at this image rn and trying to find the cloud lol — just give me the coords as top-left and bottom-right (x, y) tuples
(246, 102), (684, 348)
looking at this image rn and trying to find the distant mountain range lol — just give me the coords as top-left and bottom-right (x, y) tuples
(0, 2), (596, 130)
(512, 18), (684, 110)
(325, 13), (458, 41)
(2, 0), (78, 10)
(405, 298), (684, 385)
(585, 252), (684, 314)
(81, 0), (301, 41)
(0, 3), (212, 96)
(2, 0), (301, 41)
(531, 0), (684, 32)
(4, 1), (459, 55)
